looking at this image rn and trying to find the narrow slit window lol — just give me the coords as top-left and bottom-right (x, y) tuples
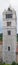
(8, 46), (10, 51)
(8, 31), (11, 35)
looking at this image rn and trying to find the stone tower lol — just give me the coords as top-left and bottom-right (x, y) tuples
(2, 6), (17, 63)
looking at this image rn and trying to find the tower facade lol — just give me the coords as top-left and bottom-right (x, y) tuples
(2, 6), (17, 63)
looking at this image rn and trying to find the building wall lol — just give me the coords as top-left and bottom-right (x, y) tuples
(2, 6), (17, 63)
(16, 54), (18, 63)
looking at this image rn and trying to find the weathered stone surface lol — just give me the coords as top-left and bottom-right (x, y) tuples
(2, 6), (17, 63)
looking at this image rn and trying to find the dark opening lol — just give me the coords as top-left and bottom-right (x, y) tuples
(8, 46), (10, 51)
(8, 31), (11, 35)
(6, 14), (12, 18)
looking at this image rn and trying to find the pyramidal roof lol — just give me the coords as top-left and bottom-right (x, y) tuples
(7, 5), (16, 13)
(2, 5), (16, 15)
(8, 5), (13, 11)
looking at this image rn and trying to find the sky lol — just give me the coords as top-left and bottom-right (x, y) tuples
(0, 0), (18, 33)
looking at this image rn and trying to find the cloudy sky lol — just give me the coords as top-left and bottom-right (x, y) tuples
(0, 0), (18, 33)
